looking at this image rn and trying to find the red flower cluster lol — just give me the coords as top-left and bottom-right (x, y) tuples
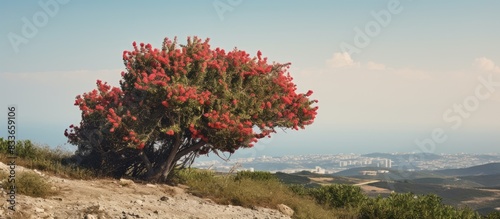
(107, 108), (121, 132)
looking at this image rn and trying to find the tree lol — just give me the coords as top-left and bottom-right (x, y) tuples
(65, 36), (318, 182)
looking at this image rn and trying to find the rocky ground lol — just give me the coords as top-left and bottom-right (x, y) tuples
(0, 162), (291, 219)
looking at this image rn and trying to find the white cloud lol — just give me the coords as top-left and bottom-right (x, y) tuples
(474, 57), (500, 73)
(324, 52), (431, 80)
(326, 52), (359, 68)
(366, 61), (386, 70)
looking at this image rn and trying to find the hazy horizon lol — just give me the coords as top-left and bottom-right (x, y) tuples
(1, 1), (499, 157)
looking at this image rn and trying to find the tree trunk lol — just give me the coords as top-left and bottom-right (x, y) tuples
(145, 138), (206, 182)
(174, 140), (206, 161)
(139, 151), (153, 173)
(148, 135), (181, 182)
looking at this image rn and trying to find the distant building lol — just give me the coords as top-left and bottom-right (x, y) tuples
(312, 166), (326, 174)
(339, 161), (348, 167)
(376, 159), (392, 168)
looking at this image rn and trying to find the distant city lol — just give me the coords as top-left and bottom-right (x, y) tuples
(193, 153), (500, 174)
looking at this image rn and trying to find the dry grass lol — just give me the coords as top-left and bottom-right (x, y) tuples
(175, 169), (358, 219)
(0, 154), (94, 180)
(0, 170), (58, 198)
(0, 139), (94, 180)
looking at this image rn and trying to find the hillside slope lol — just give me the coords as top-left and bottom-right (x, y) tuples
(434, 163), (500, 176)
(0, 162), (289, 219)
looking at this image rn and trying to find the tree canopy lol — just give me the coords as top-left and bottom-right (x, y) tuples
(65, 36), (318, 182)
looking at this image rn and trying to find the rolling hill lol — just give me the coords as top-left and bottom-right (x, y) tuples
(332, 166), (443, 180)
(459, 174), (500, 187)
(434, 163), (500, 176)
(369, 181), (493, 199)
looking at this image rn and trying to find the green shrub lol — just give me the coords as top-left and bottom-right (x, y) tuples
(173, 168), (216, 185)
(359, 193), (481, 219)
(16, 140), (38, 159)
(308, 184), (367, 209)
(0, 138), (8, 154)
(485, 211), (500, 219)
(234, 171), (278, 182)
(287, 184), (310, 197)
(286, 183), (482, 218)
(0, 139), (39, 159)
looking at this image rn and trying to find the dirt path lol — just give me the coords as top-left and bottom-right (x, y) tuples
(353, 180), (380, 186)
(0, 162), (290, 219)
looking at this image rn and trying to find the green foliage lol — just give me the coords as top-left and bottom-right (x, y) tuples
(0, 139), (38, 159)
(16, 140), (37, 159)
(485, 211), (500, 219)
(358, 193), (481, 219)
(1, 171), (57, 198)
(287, 184), (310, 197)
(286, 182), (485, 219)
(234, 171), (278, 182)
(173, 168), (216, 185)
(307, 184), (367, 209)
(0, 139), (8, 156)
(288, 183), (366, 209)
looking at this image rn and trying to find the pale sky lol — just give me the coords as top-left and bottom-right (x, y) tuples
(1, 1), (499, 157)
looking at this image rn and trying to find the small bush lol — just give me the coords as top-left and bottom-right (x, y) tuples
(308, 184), (367, 209)
(287, 184), (310, 197)
(1, 171), (58, 198)
(358, 193), (481, 219)
(485, 211), (500, 219)
(173, 168), (216, 185)
(0, 139), (41, 159)
(234, 171), (278, 182)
